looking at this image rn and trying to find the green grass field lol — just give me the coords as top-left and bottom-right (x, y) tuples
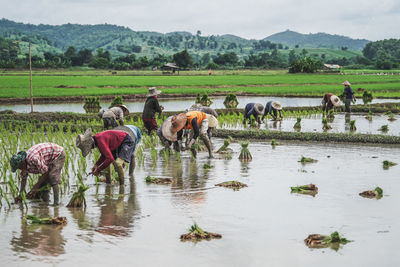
(1, 70), (400, 98)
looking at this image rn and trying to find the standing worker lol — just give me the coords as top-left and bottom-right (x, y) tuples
(10, 143), (66, 205)
(343, 81), (356, 112)
(100, 104), (130, 129)
(321, 93), (340, 113)
(243, 103), (264, 124)
(76, 128), (138, 185)
(177, 111), (213, 158)
(262, 101), (283, 121)
(142, 87), (164, 135)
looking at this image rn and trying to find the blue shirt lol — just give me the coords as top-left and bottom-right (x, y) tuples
(244, 103), (258, 119)
(344, 86), (354, 99)
(125, 125), (142, 150)
(264, 101), (275, 116)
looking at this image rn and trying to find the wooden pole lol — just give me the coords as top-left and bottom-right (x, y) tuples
(29, 41), (33, 113)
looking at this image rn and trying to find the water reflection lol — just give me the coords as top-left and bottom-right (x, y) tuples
(95, 182), (140, 237)
(10, 206), (66, 257)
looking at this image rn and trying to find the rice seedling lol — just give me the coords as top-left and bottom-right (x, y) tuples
(238, 141), (252, 161)
(195, 93), (212, 107)
(386, 111), (397, 121)
(379, 124), (389, 133)
(223, 93), (239, 108)
(26, 214), (67, 225)
(322, 117), (332, 130)
(365, 110), (373, 121)
(291, 184), (318, 196)
(271, 139), (280, 146)
(145, 175), (172, 184)
(299, 156), (318, 164)
(215, 181), (247, 190)
(349, 120), (356, 131)
(362, 91), (373, 104)
(359, 187), (383, 199)
(150, 147), (158, 166)
(66, 184), (89, 208)
(203, 163), (212, 169)
(216, 139), (232, 153)
(293, 117), (301, 130)
(383, 160), (397, 169)
(304, 232), (350, 250)
(180, 223), (222, 241)
(109, 96), (123, 108)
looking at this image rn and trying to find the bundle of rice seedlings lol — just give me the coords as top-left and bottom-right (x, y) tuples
(359, 187), (383, 199)
(379, 124), (389, 132)
(326, 110), (335, 119)
(238, 141), (252, 161)
(145, 175), (172, 184)
(26, 214), (67, 225)
(322, 118), (332, 130)
(298, 156), (318, 164)
(305, 231), (350, 249)
(217, 139), (232, 153)
(223, 94), (239, 108)
(293, 117), (301, 130)
(365, 110), (373, 121)
(349, 120), (356, 131)
(66, 184), (89, 208)
(271, 139), (280, 146)
(291, 184), (318, 196)
(383, 160), (397, 169)
(180, 223), (222, 241)
(215, 181), (248, 190)
(387, 111), (397, 121)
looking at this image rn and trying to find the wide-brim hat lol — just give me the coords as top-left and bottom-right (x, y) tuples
(254, 103), (265, 115)
(206, 114), (218, 127)
(161, 113), (187, 141)
(76, 128), (94, 157)
(10, 151), (27, 172)
(342, 81), (351, 86)
(330, 95), (341, 106)
(147, 87), (161, 97)
(271, 101), (282, 110)
(116, 104), (129, 115)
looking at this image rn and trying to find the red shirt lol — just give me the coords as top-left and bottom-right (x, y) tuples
(94, 130), (128, 172)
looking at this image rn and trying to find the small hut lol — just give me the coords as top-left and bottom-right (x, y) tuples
(161, 63), (180, 75)
(323, 64), (341, 73)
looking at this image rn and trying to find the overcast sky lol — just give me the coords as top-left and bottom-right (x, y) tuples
(1, 0), (399, 41)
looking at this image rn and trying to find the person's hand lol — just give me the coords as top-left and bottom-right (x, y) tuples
(26, 188), (38, 199)
(14, 195), (22, 203)
(92, 166), (100, 176)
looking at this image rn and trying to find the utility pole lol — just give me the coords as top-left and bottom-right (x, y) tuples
(29, 41), (33, 113)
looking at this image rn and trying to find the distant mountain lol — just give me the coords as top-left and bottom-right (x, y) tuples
(265, 30), (370, 50)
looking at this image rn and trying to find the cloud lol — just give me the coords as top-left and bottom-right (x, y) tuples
(0, 0), (399, 40)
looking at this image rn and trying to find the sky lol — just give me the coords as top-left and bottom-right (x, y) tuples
(0, 0), (399, 41)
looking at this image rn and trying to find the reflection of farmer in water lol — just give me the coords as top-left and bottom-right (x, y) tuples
(96, 183), (139, 237)
(10, 207), (66, 257)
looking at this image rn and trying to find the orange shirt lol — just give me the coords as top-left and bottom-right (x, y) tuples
(184, 111), (207, 129)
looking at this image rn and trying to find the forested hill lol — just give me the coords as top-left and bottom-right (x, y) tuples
(265, 30), (370, 50)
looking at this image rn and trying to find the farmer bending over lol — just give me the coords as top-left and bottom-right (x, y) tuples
(262, 101), (283, 121)
(243, 103), (264, 124)
(158, 114), (187, 152)
(10, 143), (66, 205)
(321, 93), (340, 113)
(100, 104), (130, 129)
(76, 127), (139, 185)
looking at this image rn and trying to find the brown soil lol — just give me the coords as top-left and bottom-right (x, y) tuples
(180, 232), (222, 241)
(215, 181), (248, 190)
(49, 217), (68, 225)
(359, 190), (377, 198)
(304, 234), (328, 248)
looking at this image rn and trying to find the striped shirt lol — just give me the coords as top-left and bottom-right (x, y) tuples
(25, 143), (64, 175)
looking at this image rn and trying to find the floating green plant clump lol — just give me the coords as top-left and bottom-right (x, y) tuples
(293, 117), (301, 130)
(145, 175), (172, 184)
(66, 184), (89, 208)
(379, 124), (389, 132)
(291, 184), (318, 196)
(305, 232), (350, 250)
(383, 160), (397, 169)
(349, 120), (356, 131)
(299, 156), (318, 164)
(359, 187), (383, 199)
(322, 117), (332, 130)
(238, 141), (252, 161)
(195, 93), (212, 107)
(180, 223), (222, 241)
(26, 215), (67, 225)
(215, 181), (248, 190)
(223, 93), (239, 108)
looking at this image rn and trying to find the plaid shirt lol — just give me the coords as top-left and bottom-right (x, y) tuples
(22, 143), (64, 177)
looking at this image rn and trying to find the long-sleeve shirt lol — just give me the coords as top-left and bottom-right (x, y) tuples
(244, 103), (258, 119)
(94, 130), (128, 172)
(177, 117), (200, 140)
(344, 86), (354, 99)
(21, 143), (64, 179)
(142, 96), (162, 119)
(264, 101), (277, 116)
(102, 107), (124, 121)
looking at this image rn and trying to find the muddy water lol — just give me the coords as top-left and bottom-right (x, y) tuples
(222, 114), (400, 136)
(1, 139), (400, 266)
(1, 96), (399, 113)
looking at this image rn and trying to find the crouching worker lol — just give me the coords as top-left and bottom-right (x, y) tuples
(243, 103), (264, 124)
(10, 143), (66, 205)
(158, 113), (187, 152)
(177, 111), (213, 158)
(321, 93), (340, 113)
(262, 101), (283, 121)
(76, 128), (137, 185)
(99, 104), (130, 129)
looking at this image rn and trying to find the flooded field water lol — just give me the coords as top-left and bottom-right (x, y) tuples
(1, 96), (399, 113)
(1, 139), (399, 266)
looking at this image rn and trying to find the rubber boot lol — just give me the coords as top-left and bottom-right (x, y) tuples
(201, 135), (214, 159)
(105, 166), (112, 184)
(129, 155), (135, 176)
(52, 184), (60, 206)
(113, 158), (125, 185)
